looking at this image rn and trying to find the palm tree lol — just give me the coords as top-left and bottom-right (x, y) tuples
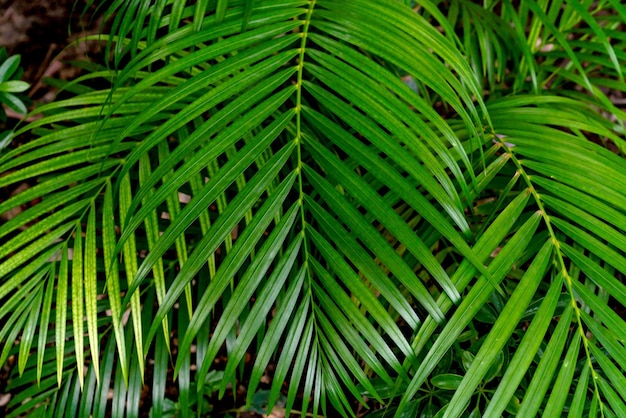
(1, 0), (625, 416)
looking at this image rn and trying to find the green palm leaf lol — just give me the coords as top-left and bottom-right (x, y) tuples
(1, 0), (625, 417)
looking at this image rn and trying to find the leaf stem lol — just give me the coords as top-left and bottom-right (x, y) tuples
(496, 136), (605, 414)
(294, 0), (316, 276)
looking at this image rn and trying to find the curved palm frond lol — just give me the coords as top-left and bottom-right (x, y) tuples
(395, 96), (626, 416)
(0, 0), (625, 417)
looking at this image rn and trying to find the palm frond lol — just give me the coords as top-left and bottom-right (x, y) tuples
(1, 0), (625, 416)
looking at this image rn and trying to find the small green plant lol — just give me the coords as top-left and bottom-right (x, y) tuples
(0, 47), (29, 150)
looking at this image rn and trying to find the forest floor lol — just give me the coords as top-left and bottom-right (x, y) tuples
(1, 0), (100, 101)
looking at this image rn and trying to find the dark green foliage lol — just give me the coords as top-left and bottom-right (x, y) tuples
(1, 1), (625, 416)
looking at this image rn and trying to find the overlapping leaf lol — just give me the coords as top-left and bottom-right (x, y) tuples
(0, 1), (625, 417)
